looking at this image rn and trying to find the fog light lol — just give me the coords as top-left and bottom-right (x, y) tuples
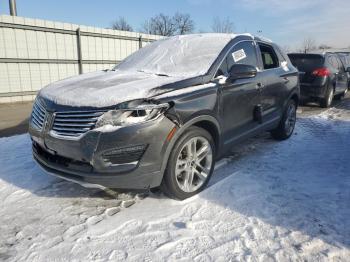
(102, 145), (147, 165)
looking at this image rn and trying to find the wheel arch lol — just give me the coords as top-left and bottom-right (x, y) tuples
(192, 120), (220, 155)
(290, 93), (299, 106)
(284, 89), (300, 110)
(158, 115), (222, 185)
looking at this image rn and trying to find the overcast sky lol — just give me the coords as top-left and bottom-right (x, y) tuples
(1, 0), (349, 49)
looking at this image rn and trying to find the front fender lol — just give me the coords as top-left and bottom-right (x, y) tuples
(158, 115), (222, 181)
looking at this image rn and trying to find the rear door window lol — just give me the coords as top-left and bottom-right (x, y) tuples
(338, 55), (350, 66)
(288, 54), (324, 72)
(345, 55), (350, 65)
(258, 43), (279, 70)
(334, 56), (344, 71)
(327, 55), (340, 70)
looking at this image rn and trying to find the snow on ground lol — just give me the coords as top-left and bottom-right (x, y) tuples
(0, 100), (350, 261)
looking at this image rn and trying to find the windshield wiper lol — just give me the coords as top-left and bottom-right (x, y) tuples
(155, 73), (170, 77)
(137, 70), (170, 77)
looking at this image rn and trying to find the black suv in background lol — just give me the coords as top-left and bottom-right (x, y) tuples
(29, 34), (299, 199)
(288, 52), (349, 108)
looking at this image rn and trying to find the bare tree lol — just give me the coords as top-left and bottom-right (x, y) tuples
(141, 13), (195, 36)
(173, 12), (195, 35)
(148, 13), (176, 36)
(281, 45), (291, 54)
(140, 20), (152, 35)
(301, 37), (317, 53)
(211, 17), (235, 33)
(112, 17), (133, 31)
(318, 44), (332, 50)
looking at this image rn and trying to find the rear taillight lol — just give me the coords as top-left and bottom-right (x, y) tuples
(312, 68), (330, 77)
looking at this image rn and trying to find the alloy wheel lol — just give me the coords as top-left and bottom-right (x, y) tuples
(328, 88), (334, 106)
(175, 136), (213, 193)
(285, 102), (296, 136)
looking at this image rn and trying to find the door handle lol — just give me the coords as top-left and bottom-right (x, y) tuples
(283, 77), (290, 83)
(256, 82), (264, 90)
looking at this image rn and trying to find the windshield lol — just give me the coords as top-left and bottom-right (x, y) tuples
(114, 34), (234, 78)
(288, 54), (324, 72)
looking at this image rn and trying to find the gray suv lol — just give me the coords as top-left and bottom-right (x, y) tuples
(29, 34), (299, 199)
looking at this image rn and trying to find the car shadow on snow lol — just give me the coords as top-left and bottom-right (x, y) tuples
(299, 94), (350, 116)
(200, 117), (350, 250)
(0, 117), (30, 138)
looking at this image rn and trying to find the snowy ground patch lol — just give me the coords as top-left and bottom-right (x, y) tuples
(0, 102), (349, 261)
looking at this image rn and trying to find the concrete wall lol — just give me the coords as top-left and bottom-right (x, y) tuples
(0, 15), (161, 103)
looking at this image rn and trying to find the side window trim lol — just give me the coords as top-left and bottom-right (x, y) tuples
(256, 42), (281, 71)
(275, 46), (288, 64)
(255, 42), (264, 70)
(213, 40), (259, 79)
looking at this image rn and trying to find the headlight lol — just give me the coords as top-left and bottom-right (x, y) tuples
(95, 102), (169, 129)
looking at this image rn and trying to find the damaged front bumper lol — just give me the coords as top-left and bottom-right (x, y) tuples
(29, 115), (176, 189)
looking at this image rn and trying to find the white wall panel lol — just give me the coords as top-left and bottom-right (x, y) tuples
(95, 37), (103, 60)
(15, 29), (28, 58)
(81, 35), (89, 60)
(7, 63), (21, 92)
(29, 63), (42, 91)
(18, 63), (32, 91)
(55, 33), (66, 59)
(0, 15), (161, 101)
(36, 31), (49, 59)
(39, 64), (51, 88)
(3, 28), (17, 57)
(26, 30), (39, 59)
(0, 64), (10, 93)
(46, 32), (57, 59)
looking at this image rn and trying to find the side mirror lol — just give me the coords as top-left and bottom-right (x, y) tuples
(346, 67), (350, 73)
(228, 64), (257, 82)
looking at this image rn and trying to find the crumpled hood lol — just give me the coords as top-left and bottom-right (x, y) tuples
(39, 70), (187, 108)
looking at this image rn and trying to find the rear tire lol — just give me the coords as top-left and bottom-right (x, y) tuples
(334, 94), (342, 100)
(334, 89), (346, 100)
(339, 88), (348, 98)
(161, 126), (215, 200)
(271, 99), (297, 141)
(320, 87), (334, 108)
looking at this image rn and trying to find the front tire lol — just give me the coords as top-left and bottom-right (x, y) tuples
(161, 126), (215, 200)
(271, 99), (297, 141)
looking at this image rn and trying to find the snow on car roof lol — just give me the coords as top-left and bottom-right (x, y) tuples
(114, 33), (247, 78)
(39, 33), (262, 108)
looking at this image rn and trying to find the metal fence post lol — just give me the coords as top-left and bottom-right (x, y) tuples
(139, 35), (142, 49)
(9, 0), (17, 16)
(76, 28), (83, 74)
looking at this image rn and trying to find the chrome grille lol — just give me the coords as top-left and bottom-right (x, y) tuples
(31, 100), (46, 130)
(52, 110), (106, 138)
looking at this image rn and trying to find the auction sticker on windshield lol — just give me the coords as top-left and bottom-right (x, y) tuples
(232, 49), (247, 62)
